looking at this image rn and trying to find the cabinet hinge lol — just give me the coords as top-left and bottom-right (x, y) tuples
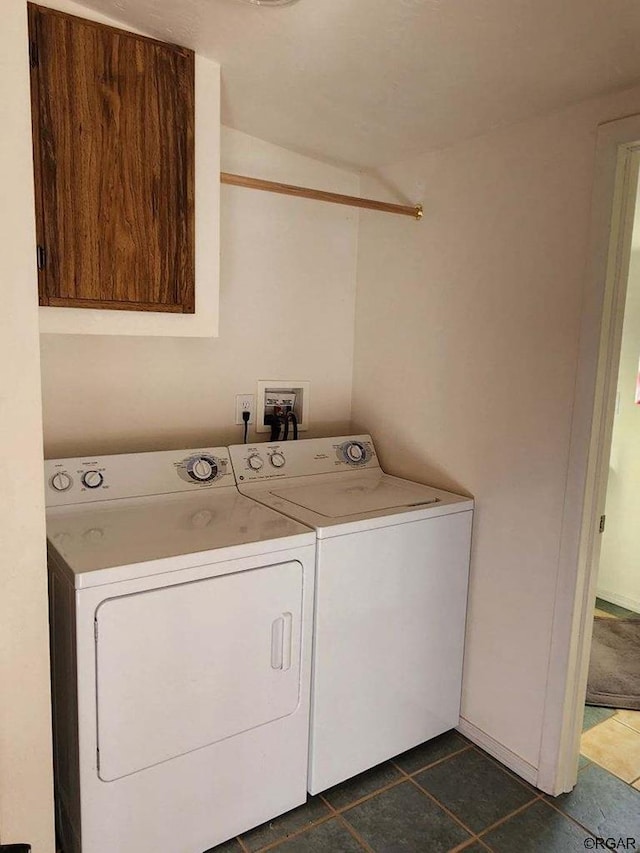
(29, 39), (39, 69)
(599, 515), (606, 534)
(36, 245), (46, 271)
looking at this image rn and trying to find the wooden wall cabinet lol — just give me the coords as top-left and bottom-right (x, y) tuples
(28, 4), (195, 313)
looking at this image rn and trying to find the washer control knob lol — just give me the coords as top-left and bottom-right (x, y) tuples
(82, 470), (104, 489)
(248, 454), (264, 471)
(270, 452), (286, 468)
(51, 472), (72, 492)
(341, 441), (368, 465)
(347, 444), (364, 462)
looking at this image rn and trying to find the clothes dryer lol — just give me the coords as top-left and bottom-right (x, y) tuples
(45, 447), (315, 853)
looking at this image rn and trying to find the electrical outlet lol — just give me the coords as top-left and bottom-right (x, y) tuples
(235, 394), (255, 425)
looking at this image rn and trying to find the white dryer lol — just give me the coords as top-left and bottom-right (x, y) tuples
(229, 435), (473, 795)
(45, 447), (316, 853)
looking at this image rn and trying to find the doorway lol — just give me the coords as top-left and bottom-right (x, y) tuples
(579, 182), (640, 784)
(537, 124), (640, 797)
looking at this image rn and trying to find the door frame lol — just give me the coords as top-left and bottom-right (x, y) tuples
(537, 116), (640, 794)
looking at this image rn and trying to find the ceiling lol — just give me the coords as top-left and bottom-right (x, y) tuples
(77, 0), (640, 171)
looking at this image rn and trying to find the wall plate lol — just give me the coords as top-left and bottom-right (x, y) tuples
(256, 380), (310, 434)
(235, 394), (255, 425)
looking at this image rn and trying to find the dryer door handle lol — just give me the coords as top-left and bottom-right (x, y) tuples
(271, 612), (293, 671)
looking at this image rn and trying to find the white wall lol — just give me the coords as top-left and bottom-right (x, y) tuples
(40, 126), (360, 456)
(352, 83), (640, 775)
(0, 2), (55, 850)
(598, 239), (640, 613)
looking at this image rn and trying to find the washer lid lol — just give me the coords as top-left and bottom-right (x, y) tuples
(270, 476), (444, 518)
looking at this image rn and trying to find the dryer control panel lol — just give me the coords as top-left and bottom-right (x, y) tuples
(45, 448), (234, 507)
(229, 435), (379, 482)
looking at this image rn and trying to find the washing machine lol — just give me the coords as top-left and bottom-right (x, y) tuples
(44, 447), (316, 853)
(229, 435), (473, 795)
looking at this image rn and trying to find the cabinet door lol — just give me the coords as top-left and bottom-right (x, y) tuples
(28, 4), (195, 313)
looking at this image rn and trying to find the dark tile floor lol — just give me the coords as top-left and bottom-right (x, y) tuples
(206, 730), (640, 853)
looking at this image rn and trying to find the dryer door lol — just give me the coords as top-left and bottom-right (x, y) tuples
(95, 560), (303, 781)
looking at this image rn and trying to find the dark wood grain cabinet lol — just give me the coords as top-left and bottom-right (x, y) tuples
(28, 4), (195, 313)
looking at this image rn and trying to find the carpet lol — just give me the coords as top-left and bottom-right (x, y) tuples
(586, 616), (640, 710)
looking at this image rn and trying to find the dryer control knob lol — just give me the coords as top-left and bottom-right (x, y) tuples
(82, 470), (104, 489)
(192, 459), (214, 481)
(248, 454), (264, 471)
(51, 472), (72, 492)
(186, 455), (218, 483)
(270, 452), (286, 468)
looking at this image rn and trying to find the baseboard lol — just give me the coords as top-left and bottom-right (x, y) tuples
(456, 717), (538, 787)
(596, 588), (640, 614)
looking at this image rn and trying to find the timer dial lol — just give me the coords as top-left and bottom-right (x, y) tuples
(340, 441), (369, 466)
(186, 455), (218, 483)
(50, 472), (72, 492)
(270, 452), (286, 468)
(82, 470), (104, 489)
(248, 454), (264, 471)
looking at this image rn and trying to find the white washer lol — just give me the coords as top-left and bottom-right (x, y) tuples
(229, 435), (473, 795)
(45, 447), (316, 853)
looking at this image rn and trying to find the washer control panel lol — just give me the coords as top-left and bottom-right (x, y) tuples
(231, 446), (292, 481)
(229, 435), (379, 482)
(45, 447), (233, 507)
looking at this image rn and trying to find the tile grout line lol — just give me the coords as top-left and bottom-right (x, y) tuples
(449, 836), (489, 853)
(318, 792), (376, 853)
(475, 795), (544, 841)
(235, 728), (633, 853)
(465, 744), (539, 795)
(336, 814), (376, 853)
(395, 761), (482, 841)
(317, 742), (474, 819)
(582, 708), (640, 787)
(464, 837), (492, 852)
(326, 776), (409, 813)
(247, 810), (336, 853)
(395, 746), (575, 846)
(398, 746), (564, 845)
(326, 767), (485, 853)
(611, 716), (640, 737)
(245, 745), (476, 853)
(388, 742), (472, 777)
(406, 771), (529, 849)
